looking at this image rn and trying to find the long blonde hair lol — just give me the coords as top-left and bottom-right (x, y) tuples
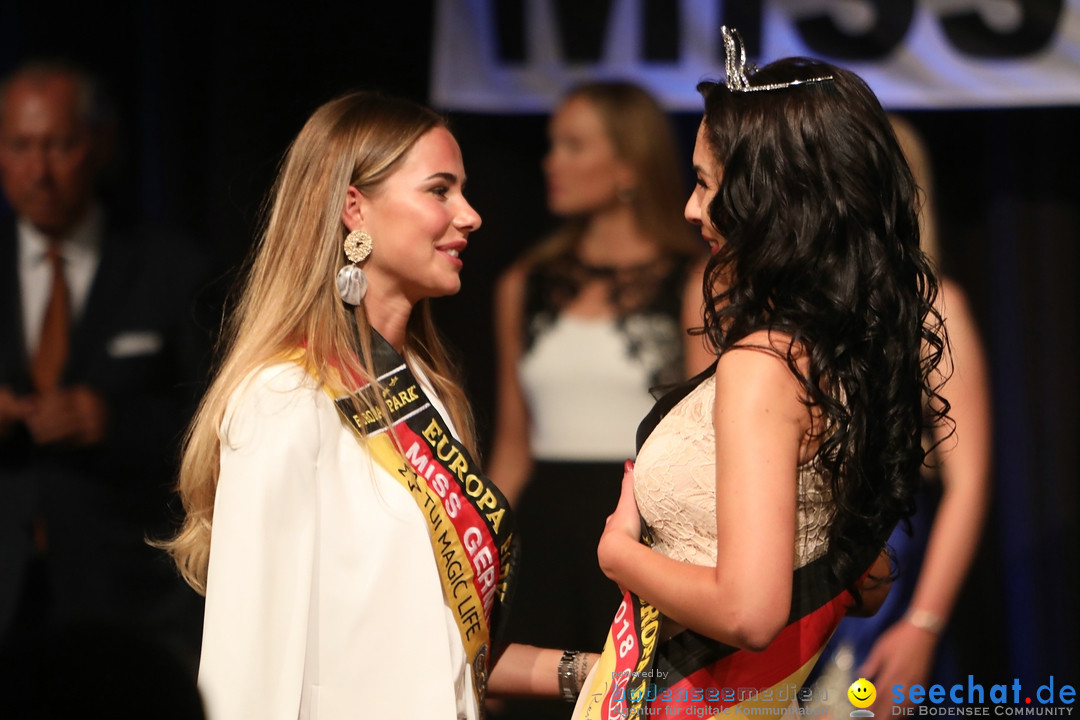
(166, 92), (478, 594)
(529, 80), (700, 264)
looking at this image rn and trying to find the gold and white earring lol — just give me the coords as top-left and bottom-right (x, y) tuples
(336, 229), (374, 305)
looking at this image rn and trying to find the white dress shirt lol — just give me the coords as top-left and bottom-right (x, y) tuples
(16, 206), (103, 356)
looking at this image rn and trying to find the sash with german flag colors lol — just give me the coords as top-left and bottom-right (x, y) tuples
(317, 331), (517, 712)
(575, 368), (866, 720)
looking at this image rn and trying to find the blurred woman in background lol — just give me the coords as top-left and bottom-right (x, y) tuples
(488, 80), (708, 719)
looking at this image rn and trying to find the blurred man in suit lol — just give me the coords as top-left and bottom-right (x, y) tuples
(0, 60), (208, 674)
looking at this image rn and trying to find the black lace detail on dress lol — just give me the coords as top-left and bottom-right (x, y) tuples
(523, 254), (692, 388)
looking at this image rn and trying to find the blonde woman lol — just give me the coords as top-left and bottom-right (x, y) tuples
(166, 92), (593, 720)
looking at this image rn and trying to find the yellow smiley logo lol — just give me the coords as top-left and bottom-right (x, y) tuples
(848, 678), (876, 709)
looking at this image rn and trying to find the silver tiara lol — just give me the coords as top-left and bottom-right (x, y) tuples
(722, 26), (834, 93)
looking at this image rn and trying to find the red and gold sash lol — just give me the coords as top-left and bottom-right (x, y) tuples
(314, 332), (517, 711)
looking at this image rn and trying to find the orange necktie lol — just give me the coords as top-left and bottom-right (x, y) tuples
(31, 242), (70, 391)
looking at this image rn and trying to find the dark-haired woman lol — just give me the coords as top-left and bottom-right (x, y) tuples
(805, 115), (991, 716)
(572, 31), (948, 720)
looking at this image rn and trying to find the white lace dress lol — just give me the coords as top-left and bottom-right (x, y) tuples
(634, 373), (835, 571)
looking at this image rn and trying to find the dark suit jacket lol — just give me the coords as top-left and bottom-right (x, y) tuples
(0, 215), (213, 654)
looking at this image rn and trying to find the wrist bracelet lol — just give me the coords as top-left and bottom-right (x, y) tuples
(558, 650), (582, 702)
(906, 608), (945, 635)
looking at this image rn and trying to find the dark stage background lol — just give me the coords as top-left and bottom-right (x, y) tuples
(2, 1), (1077, 687)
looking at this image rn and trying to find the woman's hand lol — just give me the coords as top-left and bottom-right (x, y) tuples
(597, 461), (641, 590)
(859, 619), (939, 714)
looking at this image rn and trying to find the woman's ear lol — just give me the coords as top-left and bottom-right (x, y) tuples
(341, 186), (365, 232)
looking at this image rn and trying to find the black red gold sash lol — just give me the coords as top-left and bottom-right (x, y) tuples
(316, 332), (517, 711)
(578, 560), (853, 718)
(576, 367), (861, 719)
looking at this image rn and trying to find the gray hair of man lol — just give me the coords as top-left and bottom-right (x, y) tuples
(0, 59), (115, 132)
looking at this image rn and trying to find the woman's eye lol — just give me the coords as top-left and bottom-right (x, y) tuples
(696, 177), (708, 189)
(430, 186), (449, 197)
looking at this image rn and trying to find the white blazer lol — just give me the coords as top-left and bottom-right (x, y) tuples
(198, 363), (476, 720)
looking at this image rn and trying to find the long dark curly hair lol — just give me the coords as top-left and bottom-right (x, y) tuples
(697, 58), (950, 599)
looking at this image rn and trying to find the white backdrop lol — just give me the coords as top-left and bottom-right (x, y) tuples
(431, 0), (1080, 112)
